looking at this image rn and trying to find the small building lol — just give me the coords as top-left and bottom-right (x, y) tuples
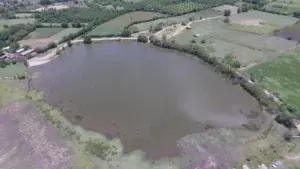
(20, 49), (34, 56)
(16, 48), (25, 53)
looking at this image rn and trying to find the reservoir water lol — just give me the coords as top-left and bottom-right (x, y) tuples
(30, 42), (261, 159)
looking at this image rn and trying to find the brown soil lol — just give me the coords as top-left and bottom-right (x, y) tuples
(19, 38), (57, 49)
(235, 19), (265, 26)
(0, 101), (73, 169)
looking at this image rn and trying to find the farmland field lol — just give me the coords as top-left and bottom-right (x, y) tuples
(24, 28), (65, 39)
(174, 19), (297, 66)
(248, 47), (300, 116)
(50, 28), (80, 39)
(229, 10), (298, 28)
(265, 0), (300, 15)
(88, 11), (165, 36)
(129, 10), (221, 32)
(226, 23), (278, 35)
(0, 18), (36, 30)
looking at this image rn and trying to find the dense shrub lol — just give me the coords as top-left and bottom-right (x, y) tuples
(224, 9), (231, 16)
(137, 35), (148, 43)
(275, 112), (294, 128)
(61, 22), (69, 28)
(67, 41), (72, 47)
(121, 29), (132, 37)
(83, 36), (92, 44)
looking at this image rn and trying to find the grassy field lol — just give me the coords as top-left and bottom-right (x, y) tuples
(24, 27), (65, 39)
(0, 63), (26, 78)
(265, 0), (300, 15)
(174, 19), (297, 66)
(226, 23), (278, 35)
(50, 28), (80, 39)
(0, 18), (36, 30)
(88, 11), (165, 36)
(248, 47), (300, 116)
(129, 10), (221, 32)
(229, 10), (298, 28)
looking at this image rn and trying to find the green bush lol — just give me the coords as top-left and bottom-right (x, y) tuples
(224, 9), (231, 16)
(137, 35), (148, 43)
(275, 112), (294, 128)
(121, 29), (131, 37)
(83, 36), (92, 44)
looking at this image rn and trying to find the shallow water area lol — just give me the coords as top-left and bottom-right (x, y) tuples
(29, 42), (261, 159)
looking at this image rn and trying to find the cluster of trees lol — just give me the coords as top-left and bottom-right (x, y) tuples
(40, 0), (72, 6)
(137, 35), (148, 43)
(0, 6), (16, 19)
(35, 6), (124, 23)
(0, 23), (36, 50)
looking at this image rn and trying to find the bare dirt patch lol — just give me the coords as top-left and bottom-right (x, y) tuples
(235, 19), (265, 26)
(33, 4), (69, 12)
(0, 101), (73, 169)
(19, 38), (56, 48)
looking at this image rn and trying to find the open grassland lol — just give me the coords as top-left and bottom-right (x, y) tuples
(275, 22), (300, 41)
(226, 23), (278, 35)
(129, 10), (221, 32)
(24, 27), (65, 39)
(248, 47), (300, 117)
(174, 19), (297, 66)
(0, 18), (36, 30)
(88, 12), (165, 36)
(50, 28), (80, 39)
(0, 63), (26, 78)
(229, 10), (298, 28)
(265, 0), (300, 15)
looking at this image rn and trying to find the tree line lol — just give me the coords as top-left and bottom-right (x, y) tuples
(0, 23), (36, 51)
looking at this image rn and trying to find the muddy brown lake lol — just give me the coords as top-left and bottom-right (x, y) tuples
(30, 42), (261, 159)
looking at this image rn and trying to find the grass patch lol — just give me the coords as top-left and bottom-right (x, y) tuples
(88, 11), (165, 36)
(50, 28), (80, 40)
(0, 62), (26, 78)
(227, 23), (278, 35)
(248, 47), (300, 117)
(0, 18), (36, 30)
(24, 27), (65, 39)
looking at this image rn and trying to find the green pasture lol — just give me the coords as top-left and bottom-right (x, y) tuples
(265, 0), (300, 15)
(248, 47), (300, 116)
(50, 28), (80, 40)
(0, 18), (36, 30)
(24, 27), (65, 39)
(226, 23), (278, 35)
(88, 12), (165, 36)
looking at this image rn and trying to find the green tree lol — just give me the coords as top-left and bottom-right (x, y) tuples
(61, 22), (69, 28)
(40, 0), (52, 5)
(275, 112), (294, 128)
(83, 36), (92, 44)
(48, 42), (57, 49)
(121, 29), (131, 37)
(137, 35), (148, 43)
(224, 9), (231, 16)
(67, 40), (72, 47)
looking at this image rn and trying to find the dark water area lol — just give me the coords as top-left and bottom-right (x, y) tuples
(30, 42), (260, 159)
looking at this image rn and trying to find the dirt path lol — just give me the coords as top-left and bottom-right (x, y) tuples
(28, 37), (137, 67)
